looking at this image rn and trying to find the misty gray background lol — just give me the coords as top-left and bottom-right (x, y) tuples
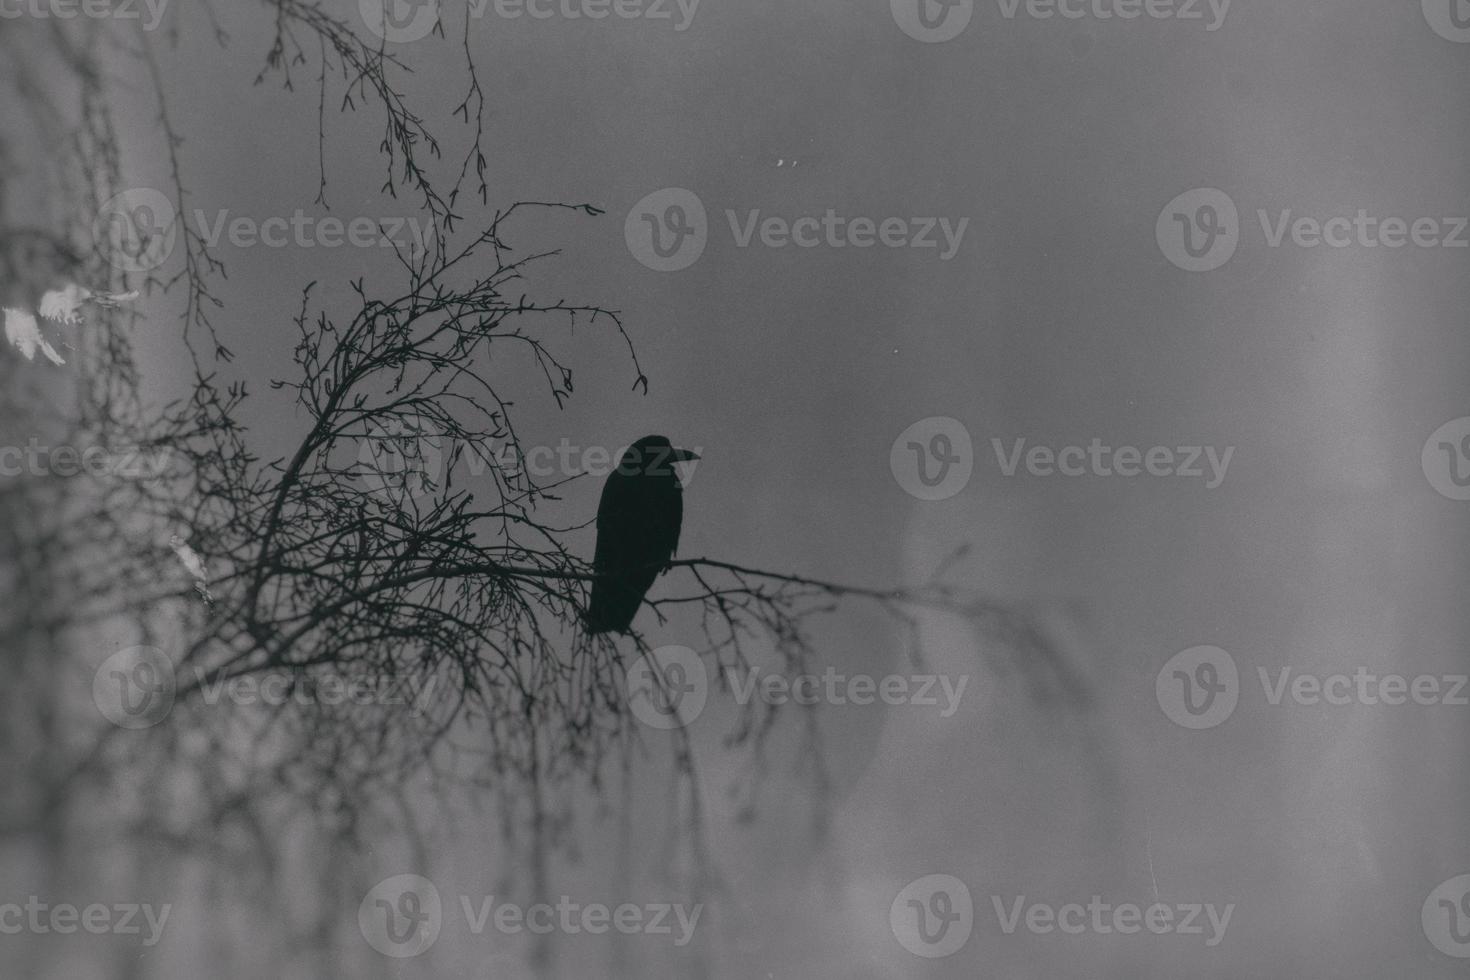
(10, 0), (1470, 977)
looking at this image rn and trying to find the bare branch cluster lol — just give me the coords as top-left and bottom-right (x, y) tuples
(0, 6), (1092, 919)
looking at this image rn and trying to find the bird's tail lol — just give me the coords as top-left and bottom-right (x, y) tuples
(583, 607), (613, 634)
(584, 583), (640, 635)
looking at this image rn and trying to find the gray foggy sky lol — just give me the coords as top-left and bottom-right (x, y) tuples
(52, 0), (1470, 975)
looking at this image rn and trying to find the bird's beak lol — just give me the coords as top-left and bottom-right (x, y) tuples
(670, 448), (701, 462)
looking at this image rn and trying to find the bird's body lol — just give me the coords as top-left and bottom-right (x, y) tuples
(586, 436), (699, 634)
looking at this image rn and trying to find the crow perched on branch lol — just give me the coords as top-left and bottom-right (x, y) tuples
(585, 435), (700, 634)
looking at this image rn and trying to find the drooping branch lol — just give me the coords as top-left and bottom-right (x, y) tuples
(0, 17), (1098, 969)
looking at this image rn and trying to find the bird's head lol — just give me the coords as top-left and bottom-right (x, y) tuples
(617, 435), (701, 479)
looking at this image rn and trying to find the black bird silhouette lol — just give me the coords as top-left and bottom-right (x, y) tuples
(585, 435), (700, 634)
